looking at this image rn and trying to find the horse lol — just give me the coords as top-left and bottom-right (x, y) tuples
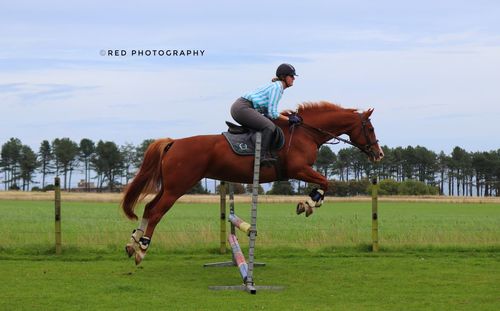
(121, 101), (384, 264)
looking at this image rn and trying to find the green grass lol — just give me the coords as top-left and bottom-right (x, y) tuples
(1, 249), (499, 310)
(1, 199), (499, 310)
(0, 200), (499, 252)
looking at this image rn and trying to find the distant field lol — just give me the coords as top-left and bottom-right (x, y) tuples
(0, 199), (498, 251)
(1, 198), (499, 310)
(1, 190), (499, 204)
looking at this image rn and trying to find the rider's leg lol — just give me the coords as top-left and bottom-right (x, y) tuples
(231, 97), (277, 164)
(260, 126), (278, 164)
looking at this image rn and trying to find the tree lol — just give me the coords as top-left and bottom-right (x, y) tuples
(1, 138), (23, 190)
(91, 140), (124, 191)
(52, 138), (79, 190)
(79, 138), (95, 192)
(187, 181), (209, 194)
(135, 139), (155, 167)
(267, 181), (295, 195)
(376, 145), (393, 180)
(315, 146), (336, 178)
(216, 183), (246, 194)
(120, 143), (137, 185)
(38, 140), (53, 189)
(336, 148), (353, 181)
(413, 146), (438, 184)
(436, 151), (449, 195)
(391, 147), (404, 181)
(244, 183), (265, 194)
(19, 145), (39, 190)
(351, 149), (372, 180)
(451, 146), (468, 196)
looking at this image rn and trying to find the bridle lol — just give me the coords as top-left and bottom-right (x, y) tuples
(289, 113), (379, 158)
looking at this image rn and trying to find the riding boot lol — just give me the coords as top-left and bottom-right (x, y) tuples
(260, 128), (277, 166)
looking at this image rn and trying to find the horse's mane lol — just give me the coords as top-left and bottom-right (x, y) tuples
(282, 101), (357, 115)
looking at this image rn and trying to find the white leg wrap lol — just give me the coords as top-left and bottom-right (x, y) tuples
(306, 197), (316, 208)
(130, 228), (144, 243)
(129, 229), (144, 253)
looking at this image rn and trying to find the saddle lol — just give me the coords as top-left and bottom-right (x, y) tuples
(222, 121), (285, 156)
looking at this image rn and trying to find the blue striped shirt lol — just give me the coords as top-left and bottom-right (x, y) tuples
(242, 81), (284, 119)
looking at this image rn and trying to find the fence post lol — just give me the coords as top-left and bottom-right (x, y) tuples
(371, 177), (379, 252)
(54, 176), (62, 255)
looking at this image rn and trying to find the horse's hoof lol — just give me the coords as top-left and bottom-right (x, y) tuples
(296, 202), (306, 215)
(125, 244), (135, 258)
(304, 200), (314, 217)
(135, 251), (145, 265)
(305, 206), (314, 217)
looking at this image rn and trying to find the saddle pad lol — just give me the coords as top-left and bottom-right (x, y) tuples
(222, 128), (285, 156)
(222, 131), (257, 155)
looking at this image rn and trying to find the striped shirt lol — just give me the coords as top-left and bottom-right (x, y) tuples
(242, 81), (284, 119)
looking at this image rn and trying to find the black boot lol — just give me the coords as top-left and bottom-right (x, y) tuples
(260, 128), (277, 166)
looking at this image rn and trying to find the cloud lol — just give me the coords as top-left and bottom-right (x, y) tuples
(0, 82), (98, 105)
(1, 0), (500, 154)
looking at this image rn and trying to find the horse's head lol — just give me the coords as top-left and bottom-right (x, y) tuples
(348, 108), (384, 162)
(290, 102), (384, 162)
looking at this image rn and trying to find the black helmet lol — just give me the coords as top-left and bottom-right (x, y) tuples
(276, 63), (298, 77)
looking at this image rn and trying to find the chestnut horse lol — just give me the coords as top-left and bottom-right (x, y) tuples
(122, 101), (384, 264)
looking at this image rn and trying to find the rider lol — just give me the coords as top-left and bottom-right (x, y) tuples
(231, 63), (300, 165)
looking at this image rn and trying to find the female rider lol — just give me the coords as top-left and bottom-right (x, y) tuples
(230, 63), (301, 165)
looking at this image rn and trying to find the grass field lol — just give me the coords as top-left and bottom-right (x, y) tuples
(1, 197), (499, 310)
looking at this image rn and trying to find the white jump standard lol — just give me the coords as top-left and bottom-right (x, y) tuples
(205, 132), (284, 294)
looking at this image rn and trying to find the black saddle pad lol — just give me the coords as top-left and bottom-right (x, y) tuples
(222, 122), (285, 156)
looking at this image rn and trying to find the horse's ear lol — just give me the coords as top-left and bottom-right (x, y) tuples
(365, 108), (374, 117)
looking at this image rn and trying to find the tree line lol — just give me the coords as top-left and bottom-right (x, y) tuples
(1, 137), (153, 191)
(311, 145), (500, 197)
(1, 137), (499, 196)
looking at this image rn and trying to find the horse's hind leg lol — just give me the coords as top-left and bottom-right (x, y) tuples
(125, 190), (163, 258)
(133, 191), (180, 265)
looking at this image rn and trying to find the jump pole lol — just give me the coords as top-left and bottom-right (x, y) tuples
(219, 181), (227, 254)
(371, 177), (379, 252)
(203, 182), (258, 268)
(206, 132), (283, 294)
(54, 176), (62, 255)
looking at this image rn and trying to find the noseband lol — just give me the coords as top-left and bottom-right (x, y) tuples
(293, 113), (379, 158)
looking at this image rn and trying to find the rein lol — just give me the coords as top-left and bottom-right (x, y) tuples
(288, 113), (378, 158)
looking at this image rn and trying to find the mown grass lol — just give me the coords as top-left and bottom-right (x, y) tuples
(1, 199), (499, 310)
(1, 248), (499, 310)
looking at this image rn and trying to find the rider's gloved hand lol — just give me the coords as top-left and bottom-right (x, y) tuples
(288, 114), (303, 125)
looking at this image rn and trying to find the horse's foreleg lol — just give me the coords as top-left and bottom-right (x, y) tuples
(291, 167), (328, 217)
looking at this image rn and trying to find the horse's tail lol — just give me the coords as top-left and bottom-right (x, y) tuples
(121, 138), (174, 220)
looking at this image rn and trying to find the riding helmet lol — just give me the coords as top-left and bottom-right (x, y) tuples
(276, 63), (298, 77)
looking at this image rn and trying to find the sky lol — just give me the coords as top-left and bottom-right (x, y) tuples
(1, 0), (500, 156)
